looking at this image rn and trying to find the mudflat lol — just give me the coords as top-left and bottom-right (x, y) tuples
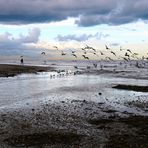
(0, 64), (54, 77)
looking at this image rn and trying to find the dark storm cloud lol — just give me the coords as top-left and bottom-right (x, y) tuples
(76, 0), (148, 26)
(56, 32), (109, 42)
(0, 0), (148, 26)
(0, 0), (117, 25)
(0, 28), (42, 56)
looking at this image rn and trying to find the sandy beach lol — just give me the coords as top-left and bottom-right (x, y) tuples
(0, 62), (147, 148)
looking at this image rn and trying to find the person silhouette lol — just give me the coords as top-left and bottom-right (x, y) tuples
(20, 56), (24, 64)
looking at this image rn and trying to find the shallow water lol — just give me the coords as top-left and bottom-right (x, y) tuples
(0, 71), (148, 114)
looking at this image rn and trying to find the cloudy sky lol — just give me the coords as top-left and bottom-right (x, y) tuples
(0, 0), (148, 61)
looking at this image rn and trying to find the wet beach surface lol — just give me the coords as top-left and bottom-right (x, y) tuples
(0, 63), (148, 147)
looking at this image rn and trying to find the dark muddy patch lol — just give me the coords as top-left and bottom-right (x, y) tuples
(87, 118), (116, 125)
(4, 131), (82, 147)
(112, 84), (148, 92)
(88, 116), (148, 148)
(0, 64), (54, 77)
(106, 133), (148, 148)
(88, 116), (148, 127)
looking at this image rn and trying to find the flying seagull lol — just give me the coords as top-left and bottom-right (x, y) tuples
(110, 51), (116, 56)
(72, 53), (77, 58)
(53, 46), (59, 50)
(41, 52), (46, 55)
(105, 45), (110, 50)
(127, 49), (132, 53)
(125, 52), (130, 57)
(82, 55), (89, 59)
(61, 51), (66, 56)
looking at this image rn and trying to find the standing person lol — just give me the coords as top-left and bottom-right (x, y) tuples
(20, 56), (24, 64)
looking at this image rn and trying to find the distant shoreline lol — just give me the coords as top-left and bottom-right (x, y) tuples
(0, 64), (54, 77)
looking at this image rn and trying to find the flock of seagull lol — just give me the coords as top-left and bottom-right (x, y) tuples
(20, 44), (147, 69)
(52, 44), (146, 62)
(51, 44), (148, 69)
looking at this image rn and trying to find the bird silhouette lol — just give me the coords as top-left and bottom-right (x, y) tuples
(53, 46), (58, 50)
(110, 51), (116, 56)
(41, 52), (46, 55)
(81, 48), (86, 51)
(71, 53), (77, 58)
(41, 52), (46, 64)
(71, 50), (75, 53)
(125, 52), (130, 57)
(93, 52), (98, 56)
(105, 45), (110, 50)
(99, 51), (104, 55)
(82, 55), (89, 59)
(61, 51), (66, 56)
(74, 66), (78, 69)
(123, 57), (129, 62)
(90, 47), (96, 52)
(106, 57), (113, 61)
(127, 49), (132, 53)
(93, 63), (97, 68)
(84, 44), (91, 49)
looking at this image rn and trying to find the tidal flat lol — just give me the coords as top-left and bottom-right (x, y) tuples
(0, 62), (147, 147)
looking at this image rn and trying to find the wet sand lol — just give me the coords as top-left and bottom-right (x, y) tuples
(0, 64), (54, 77)
(0, 99), (147, 148)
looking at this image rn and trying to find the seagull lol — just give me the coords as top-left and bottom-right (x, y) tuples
(41, 52), (46, 55)
(84, 45), (96, 52)
(125, 52), (130, 57)
(71, 50), (75, 53)
(105, 45), (110, 50)
(123, 57), (129, 62)
(81, 48), (86, 51)
(85, 56), (89, 60)
(61, 51), (66, 56)
(93, 63), (97, 68)
(82, 55), (89, 59)
(93, 52), (98, 56)
(110, 51), (116, 56)
(91, 47), (96, 52)
(84, 44), (91, 49)
(127, 49), (132, 53)
(99, 51), (104, 55)
(82, 55), (85, 58)
(72, 53), (77, 58)
(74, 66), (78, 69)
(106, 57), (113, 61)
(53, 46), (58, 50)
